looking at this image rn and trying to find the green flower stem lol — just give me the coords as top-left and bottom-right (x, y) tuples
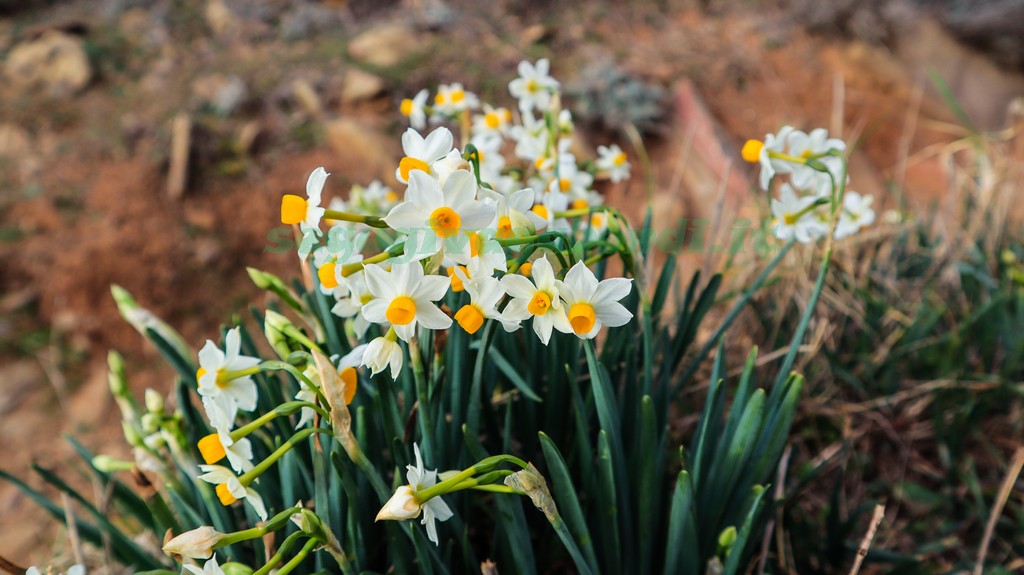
(272, 536), (321, 575)
(322, 209), (389, 229)
(468, 484), (522, 494)
(773, 156), (848, 387)
(497, 231), (574, 250)
(218, 366), (262, 381)
(238, 428), (330, 486)
(217, 506), (303, 547)
(415, 455), (528, 501)
(341, 242), (406, 277)
(251, 531), (307, 575)
(672, 237), (796, 397)
(280, 325), (321, 354)
(463, 144), (483, 188)
(408, 336), (435, 463)
(260, 361), (328, 406)
(229, 401), (328, 442)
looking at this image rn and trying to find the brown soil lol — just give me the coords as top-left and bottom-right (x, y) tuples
(1, 0), (1022, 569)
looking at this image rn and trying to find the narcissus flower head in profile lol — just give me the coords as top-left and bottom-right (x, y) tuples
(376, 443), (453, 546)
(163, 526), (225, 560)
(280, 167), (329, 230)
(362, 331), (404, 379)
(557, 261), (634, 339)
(197, 465), (267, 521)
(400, 88), (429, 130)
(361, 262), (453, 342)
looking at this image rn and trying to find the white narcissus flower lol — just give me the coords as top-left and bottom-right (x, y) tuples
(384, 170), (496, 258)
(596, 144), (631, 183)
(834, 191), (875, 239)
(183, 556), (226, 575)
(197, 327), (260, 421)
(400, 89), (429, 130)
(331, 270), (374, 339)
(509, 59), (559, 113)
(742, 126), (794, 191)
(770, 184), (829, 244)
(453, 269), (517, 335)
(472, 104), (513, 140)
(350, 180), (398, 213)
(500, 256), (572, 345)
(197, 429), (254, 474)
(281, 167), (328, 231)
(785, 128), (846, 190)
(547, 153), (593, 199)
(433, 82), (479, 118)
(480, 187), (546, 241)
(469, 133), (506, 185)
(509, 110), (548, 162)
(163, 526), (224, 559)
(376, 443), (453, 546)
(444, 230), (507, 276)
(396, 127), (456, 184)
(557, 261), (634, 339)
(362, 334), (403, 379)
(361, 262), (452, 342)
(197, 465), (267, 521)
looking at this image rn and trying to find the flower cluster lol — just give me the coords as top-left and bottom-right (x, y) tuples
(743, 127), (875, 243)
(281, 59), (637, 381)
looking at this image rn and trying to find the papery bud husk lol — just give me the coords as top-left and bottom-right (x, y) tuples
(375, 485), (421, 521)
(162, 526), (224, 559)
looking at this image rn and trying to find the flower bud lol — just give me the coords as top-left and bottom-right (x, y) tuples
(92, 455), (134, 473)
(163, 525), (224, 559)
(141, 412), (161, 434)
(145, 389), (165, 415)
(121, 421), (145, 448)
(111, 284), (192, 360)
(375, 485), (421, 521)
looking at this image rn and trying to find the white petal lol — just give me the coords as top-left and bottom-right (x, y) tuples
(306, 167), (329, 200)
(408, 170), (445, 207)
(532, 314), (554, 345)
(384, 202), (428, 231)
(363, 264), (396, 300)
(361, 298), (389, 324)
(501, 274), (537, 299)
(592, 277), (633, 305)
(443, 170), (478, 208)
(415, 303), (453, 330)
(562, 261), (597, 303)
(595, 301), (633, 327)
(412, 274), (452, 302)
(198, 340), (224, 371)
(459, 202), (497, 231)
(422, 127), (454, 162)
(501, 298), (531, 321)
(245, 488), (268, 521)
(549, 308), (573, 334)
